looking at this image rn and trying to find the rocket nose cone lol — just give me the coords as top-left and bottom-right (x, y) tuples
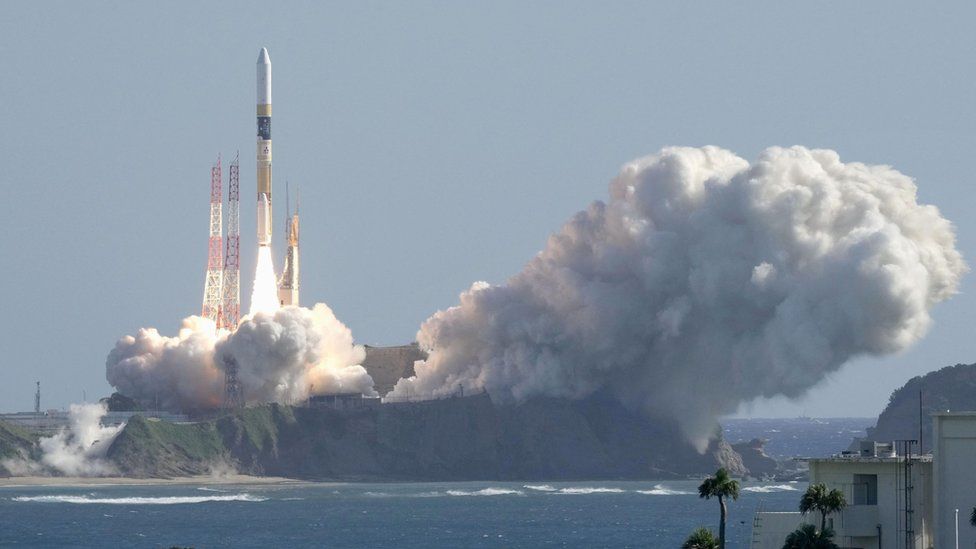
(257, 48), (271, 65)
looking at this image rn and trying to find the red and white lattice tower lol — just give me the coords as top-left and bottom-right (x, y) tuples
(222, 153), (241, 329)
(202, 155), (223, 325)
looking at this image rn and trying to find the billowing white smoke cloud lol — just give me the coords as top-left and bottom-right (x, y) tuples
(391, 146), (966, 448)
(106, 304), (375, 410)
(2, 403), (122, 477)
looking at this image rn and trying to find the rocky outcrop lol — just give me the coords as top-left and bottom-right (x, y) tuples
(107, 393), (745, 480)
(864, 363), (976, 453)
(730, 438), (778, 478)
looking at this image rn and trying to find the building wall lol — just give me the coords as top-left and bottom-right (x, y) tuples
(753, 458), (933, 549)
(933, 413), (976, 549)
(751, 512), (813, 549)
(808, 458), (932, 549)
(0, 411), (191, 433)
(361, 343), (425, 396)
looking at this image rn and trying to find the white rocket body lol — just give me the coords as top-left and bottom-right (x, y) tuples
(256, 48), (273, 247)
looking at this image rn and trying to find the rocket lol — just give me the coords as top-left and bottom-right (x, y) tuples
(256, 47), (272, 247)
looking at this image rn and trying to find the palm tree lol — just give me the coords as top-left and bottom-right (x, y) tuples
(682, 527), (719, 549)
(781, 524), (839, 549)
(799, 483), (847, 532)
(698, 468), (740, 549)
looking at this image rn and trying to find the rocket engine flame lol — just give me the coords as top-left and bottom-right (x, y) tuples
(391, 146), (967, 449)
(249, 246), (280, 316)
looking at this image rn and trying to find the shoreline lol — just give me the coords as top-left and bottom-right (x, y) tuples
(0, 474), (303, 488)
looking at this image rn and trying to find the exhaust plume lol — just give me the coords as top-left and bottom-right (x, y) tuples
(106, 304), (375, 410)
(2, 403), (123, 477)
(391, 146), (966, 448)
(250, 246), (280, 317)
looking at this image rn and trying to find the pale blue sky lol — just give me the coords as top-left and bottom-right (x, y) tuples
(1, 1), (974, 417)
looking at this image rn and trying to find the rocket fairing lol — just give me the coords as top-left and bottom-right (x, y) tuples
(256, 47), (272, 247)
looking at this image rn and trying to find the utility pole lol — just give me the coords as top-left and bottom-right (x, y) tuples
(954, 508), (959, 549)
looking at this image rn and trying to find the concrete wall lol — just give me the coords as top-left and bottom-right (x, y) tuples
(933, 413), (976, 549)
(752, 512), (812, 549)
(361, 343), (425, 396)
(808, 458), (932, 549)
(753, 458), (933, 549)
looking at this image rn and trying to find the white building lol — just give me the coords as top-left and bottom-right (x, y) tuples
(932, 412), (976, 549)
(752, 414), (976, 549)
(0, 410), (191, 433)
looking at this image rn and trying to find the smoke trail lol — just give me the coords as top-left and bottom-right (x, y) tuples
(1, 403), (123, 477)
(250, 246), (280, 316)
(391, 146), (966, 448)
(106, 304), (375, 410)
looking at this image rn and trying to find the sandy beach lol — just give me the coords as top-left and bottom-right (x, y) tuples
(0, 474), (303, 488)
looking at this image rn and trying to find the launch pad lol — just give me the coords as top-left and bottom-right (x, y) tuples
(200, 47), (301, 333)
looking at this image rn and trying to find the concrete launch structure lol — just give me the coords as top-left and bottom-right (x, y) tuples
(256, 48), (273, 248)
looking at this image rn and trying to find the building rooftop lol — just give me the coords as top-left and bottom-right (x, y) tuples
(806, 454), (933, 464)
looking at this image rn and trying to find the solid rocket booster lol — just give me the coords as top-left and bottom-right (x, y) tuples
(256, 47), (272, 247)
(256, 193), (271, 247)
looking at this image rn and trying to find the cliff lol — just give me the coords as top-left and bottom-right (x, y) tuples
(866, 362), (976, 452)
(107, 393), (747, 480)
(0, 420), (38, 476)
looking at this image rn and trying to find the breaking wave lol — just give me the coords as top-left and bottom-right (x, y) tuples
(557, 487), (626, 495)
(742, 484), (799, 493)
(636, 484), (695, 496)
(11, 494), (268, 505)
(446, 488), (524, 497)
(523, 484), (557, 492)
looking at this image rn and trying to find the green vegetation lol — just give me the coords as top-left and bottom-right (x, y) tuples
(697, 468), (740, 549)
(798, 483), (846, 533)
(107, 415), (225, 477)
(104, 394), (744, 480)
(970, 506), (976, 528)
(0, 419), (37, 459)
(216, 403), (295, 452)
(682, 527), (719, 549)
(869, 362), (976, 451)
(781, 524), (838, 549)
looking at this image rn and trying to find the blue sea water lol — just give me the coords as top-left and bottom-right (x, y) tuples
(0, 418), (870, 548)
(0, 480), (802, 548)
(722, 417), (873, 458)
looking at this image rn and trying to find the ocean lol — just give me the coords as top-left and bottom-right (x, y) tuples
(0, 480), (802, 548)
(721, 417), (873, 459)
(0, 418), (872, 548)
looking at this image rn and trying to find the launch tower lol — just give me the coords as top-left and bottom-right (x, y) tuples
(222, 154), (241, 329)
(202, 155), (223, 325)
